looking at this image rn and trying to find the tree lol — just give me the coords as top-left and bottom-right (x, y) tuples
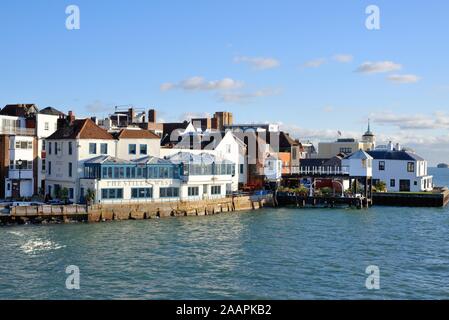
(320, 187), (333, 197)
(374, 181), (387, 193)
(61, 188), (69, 202)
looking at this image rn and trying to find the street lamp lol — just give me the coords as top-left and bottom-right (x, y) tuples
(16, 159), (23, 198)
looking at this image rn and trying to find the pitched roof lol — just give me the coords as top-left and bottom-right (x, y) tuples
(0, 104), (38, 117)
(134, 156), (173, 165)
(279, 131), (300, 148)
(114, 128), (160, 139)
(47, 118), (114, 140)
(347, 149), (373, 160)
(300, 156), (342, 168)
(39, 107), (65, 116)
(85, 155), (133, 165)
(367, 150), (424, 161)
(165, 151), (233, 165)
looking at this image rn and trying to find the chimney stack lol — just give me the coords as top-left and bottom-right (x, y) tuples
(67, 111), (75, 124)
(148, 109), (156, 123)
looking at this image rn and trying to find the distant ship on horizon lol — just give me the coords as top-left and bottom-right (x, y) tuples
(437, 163), (449, 168)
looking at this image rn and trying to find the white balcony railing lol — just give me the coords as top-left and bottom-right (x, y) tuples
(0, 126), (35, 136)
(298, 166), (350, 176)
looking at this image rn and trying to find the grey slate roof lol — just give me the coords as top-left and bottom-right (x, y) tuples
(39, 107), (65, 116)
(367, 150), (424, 161)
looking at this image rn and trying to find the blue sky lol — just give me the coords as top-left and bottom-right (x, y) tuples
(1, 0), (449, 164)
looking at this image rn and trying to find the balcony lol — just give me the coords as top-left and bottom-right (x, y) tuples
(0, 126), (35, 136)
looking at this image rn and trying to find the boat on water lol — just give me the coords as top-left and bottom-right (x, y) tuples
(437, 163), (449, 169)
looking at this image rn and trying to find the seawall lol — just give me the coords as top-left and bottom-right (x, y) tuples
(372, 189), (449, 207)
(1, 195), (273, 225)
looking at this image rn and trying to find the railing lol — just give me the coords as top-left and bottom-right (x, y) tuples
(298, 166), (350, 176)
(0, 127), (35, 136)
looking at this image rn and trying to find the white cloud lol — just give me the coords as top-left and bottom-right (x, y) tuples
(160, 83), (175, 91)
(370, 111), (449, 130)
(333, 54), (353, 63)
(234, 56), (280, 70)
(387, 74), (420, 84)
(355, 61), (402, 74)
(218, 88), (281, 103)
(161, 76), (244, 91)
(302, 58), (326, 68)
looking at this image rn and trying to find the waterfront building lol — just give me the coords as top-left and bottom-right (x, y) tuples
(264, 154), (283, 182)
(166, 152), (235, 199)
(0, 104), (62, 199)
(45, 115), (116, 202)
(81, 155), (183, 203)
(160, 127), (247, 190)
(46, 114), (236, 203)
(367, 149), (433, 192)
(316, 122), (376, 158)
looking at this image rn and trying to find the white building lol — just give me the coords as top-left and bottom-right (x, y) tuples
(264, 154), (283, 181)
(160, 125), (247, 191)
(45, 116), (236, 203)
(342, 149), (373, 178)
(0, 108), (37, 199)
(367, 150), (433, 192)
(0, 104), (63, 199)
(36, 107), (64, 193)
(166, 152), (235, 199)
(45, 117), (117, 202)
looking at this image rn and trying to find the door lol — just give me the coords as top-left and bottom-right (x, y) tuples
(399, 180), (410, 192)
(11, 180), (20, 198)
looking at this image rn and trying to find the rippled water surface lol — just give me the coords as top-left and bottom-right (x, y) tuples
(1, 168), (449, 299)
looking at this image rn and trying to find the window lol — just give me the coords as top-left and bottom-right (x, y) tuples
(340, 147), (352, 154)
(101, 188), (123, 199)
(211, 186), (221, 195)
(68, 162), (73, 177)
(54, 142), (58, 155)
(131, 188), (153, 199)
(48, 142), (52, 154)
(42, 159), (46, 172)
(100, 143), (108, 155)
(407, 162), (415, 173)
(292, 148), (297, 160)
(69, 188), (74, 199)
(48, 161), (52, 175)
(379, 161), (385, 171)
(14, 160), (32, 170)
(188, 187), (199, 197)
(140, 144), (147, 155)
(226, 144), (231, 154)
(414, 181), (418, 186)
(44, 122), (49, 130)
(68, 142), (73, 155)
(160, 187), (179, 198)
(15, 141), (33, 149)
(89, 143), (97, 154)
(42, 140), (46, 151)
(129, 144), (136, 155)
(240, 164), (244, 174)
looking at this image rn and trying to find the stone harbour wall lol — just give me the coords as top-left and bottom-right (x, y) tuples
(87, 195), (272, 222)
